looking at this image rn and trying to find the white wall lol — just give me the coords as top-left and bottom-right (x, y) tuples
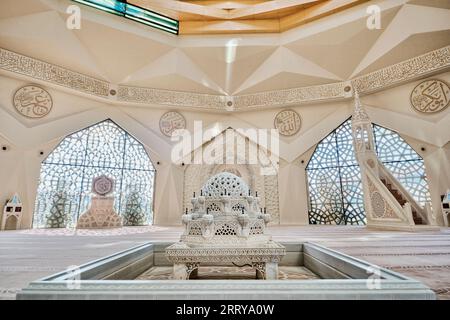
(0, 72), (449, 228)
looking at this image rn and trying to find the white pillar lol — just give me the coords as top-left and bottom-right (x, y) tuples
(173, 264), (188, 280)
(265, 262), (278, 280)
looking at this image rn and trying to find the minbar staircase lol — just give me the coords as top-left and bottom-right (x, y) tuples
(381, 178), (424, 225)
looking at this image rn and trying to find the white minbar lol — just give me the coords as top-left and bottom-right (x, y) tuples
(166, 172), (286, 280)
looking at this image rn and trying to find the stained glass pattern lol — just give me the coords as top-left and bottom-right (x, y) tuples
(306, 119), (431, 225)
(33, 120), (155, 228)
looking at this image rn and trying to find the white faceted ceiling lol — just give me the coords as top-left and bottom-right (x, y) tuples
(0, 0), (449, 95)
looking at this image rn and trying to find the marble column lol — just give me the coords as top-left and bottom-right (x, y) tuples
(173, 264), (188, 280)
(265, 262), (278, 280)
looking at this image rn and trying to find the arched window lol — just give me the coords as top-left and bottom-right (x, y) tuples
(33, 120), (156, 228)
(306, 118), (431, 225)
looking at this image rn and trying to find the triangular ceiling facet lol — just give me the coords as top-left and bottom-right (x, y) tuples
(122, 49), (225, 94)
(0, 11), (108, 79)
(351, 4), (450, 77)
(285, 6), (401, 80)
(182, 45), (278, 94)
(234, 47), (342, 94)
(0, 0), (50, 20)
(73, 19), (173, 83)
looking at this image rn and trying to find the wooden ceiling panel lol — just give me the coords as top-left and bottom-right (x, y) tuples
(129, 0), (366, 34)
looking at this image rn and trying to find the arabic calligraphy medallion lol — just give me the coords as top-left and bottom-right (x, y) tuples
(274, 109), (301, 136)
(92, 175), (114, 196)
(13, 85), (53, 118)
(159, 111), (186, 137)
(410, 79), (450, 114)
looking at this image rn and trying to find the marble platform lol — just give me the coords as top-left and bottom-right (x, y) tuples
(15, 241), (436, 300)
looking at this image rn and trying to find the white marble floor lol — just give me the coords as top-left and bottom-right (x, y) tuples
(1, 225), (449, 299)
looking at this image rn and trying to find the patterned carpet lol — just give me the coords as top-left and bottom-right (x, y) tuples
(19, 226), (168, 236)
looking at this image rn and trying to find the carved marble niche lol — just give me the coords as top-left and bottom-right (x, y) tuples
(77, 175), (122, 229)
(183, 130), (280, 224)
(1, 194), (22, 230)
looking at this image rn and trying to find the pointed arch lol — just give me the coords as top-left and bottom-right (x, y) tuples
(33, 119), (156, 228)
(306, 118), (431, 225)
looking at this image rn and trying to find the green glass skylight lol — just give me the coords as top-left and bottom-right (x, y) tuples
(72, 0), (179, 35)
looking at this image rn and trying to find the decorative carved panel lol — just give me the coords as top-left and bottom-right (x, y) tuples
(118, 85), (225, 109)
(367, 178), (397, 220)
(0, 48), (110, 97)
(2, 46), (449, 111)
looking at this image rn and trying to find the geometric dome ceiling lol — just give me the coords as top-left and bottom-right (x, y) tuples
(0, 0), (449, 96)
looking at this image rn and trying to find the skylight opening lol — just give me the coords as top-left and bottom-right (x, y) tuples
(72, 0), (179, 35)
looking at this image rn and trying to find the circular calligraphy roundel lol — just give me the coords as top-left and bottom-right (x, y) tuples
(274, 109), (302, 136)
(92, 175), (114, 196)
(13, 85), (53, 119)
(410, 79), (450, 114)
(159, 111), (186, 137)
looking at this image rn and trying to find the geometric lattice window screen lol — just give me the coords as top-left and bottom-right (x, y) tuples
(306, 118), (431, 226)
(33, 119), (156, 228)
(307, 119), (365, 225)
(373, 124), (431, 206)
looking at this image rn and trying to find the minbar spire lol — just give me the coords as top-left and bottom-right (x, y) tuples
(352, 90), (370, 124)
(351, 89), (377, 164)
